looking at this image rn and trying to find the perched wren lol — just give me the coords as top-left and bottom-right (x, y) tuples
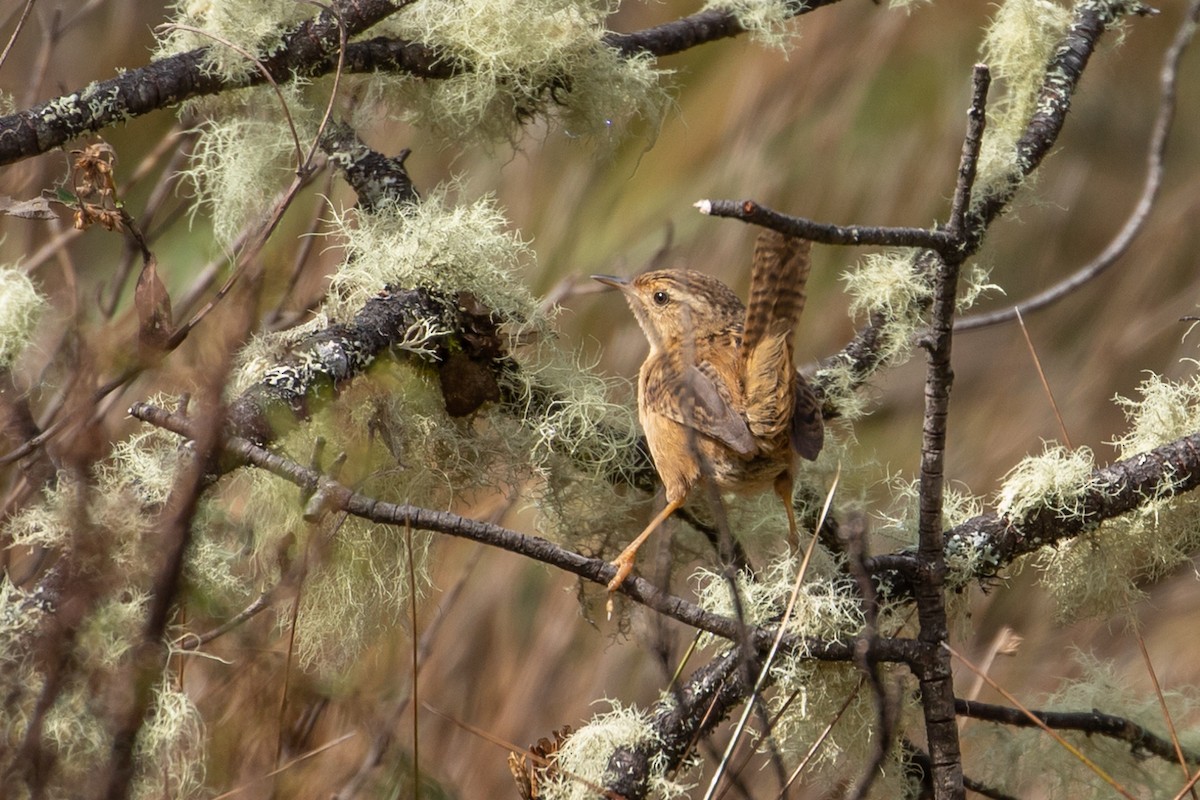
(594, 230), (824, 596)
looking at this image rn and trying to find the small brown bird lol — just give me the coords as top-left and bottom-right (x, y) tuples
(594, 230), (823, 596)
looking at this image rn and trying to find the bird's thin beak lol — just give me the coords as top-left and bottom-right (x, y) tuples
(592, 274), (631, 292)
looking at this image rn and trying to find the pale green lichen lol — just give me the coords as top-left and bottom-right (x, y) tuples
(957, 262), (1002, 313)
(3, 479), (203, 800)
(841, 250), (932, 367)
(35, 676), (205, 800)
(694, 555), (865, 644)
(813, 360), (872, 421)
(540, 701), (692, 800)
(994, 443), (1098, 523)
(770, 658), (916, 793)
(182, 95), (316, 246)
(1111, 372), (1200, 459)
(132, 681), (206, 800)
(366, 0), (670, 146)
(974, 0), (1074, 204)
(1035, 374), (1200, 620)
(874, 474), (990, 586)
(325, 192), (540, 326)
(157, 0), (311, 80)
(705, 0), (796, 50)
(0, 267), (46, 368)
(75, 594), (148, 670)
(97, 426), (189, 508)
(874, 473), (983, 543)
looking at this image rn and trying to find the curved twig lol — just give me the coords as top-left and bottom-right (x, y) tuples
(956, 0), (1198, 332)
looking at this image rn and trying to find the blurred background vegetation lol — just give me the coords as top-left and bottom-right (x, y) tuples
(2, 0), (1199, 797)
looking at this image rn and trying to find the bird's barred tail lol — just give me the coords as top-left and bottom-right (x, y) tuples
(742, 230), (812, 356)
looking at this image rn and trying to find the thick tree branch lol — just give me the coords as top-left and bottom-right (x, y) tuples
(0, 0), (414, 166)
(865, 429), (1200, 591)
(0, 0), (849, 168)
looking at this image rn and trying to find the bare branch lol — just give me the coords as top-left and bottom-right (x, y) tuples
(957, 699), (1200, 767)
(696, 198), (953, 253)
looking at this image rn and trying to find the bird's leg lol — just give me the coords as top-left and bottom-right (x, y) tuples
(607, 495), (686, 598)
(774, 472), (799, 551)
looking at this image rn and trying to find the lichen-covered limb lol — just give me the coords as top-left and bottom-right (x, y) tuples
(864, 429), (1200, 591)
(602, 647), (760, 800)
(953, 430), (1200, 571)
(0, 0), (848, 167)
(226, 286), (458, 445)
(0, 0), (418, 166)
(319, 121), (420, 211)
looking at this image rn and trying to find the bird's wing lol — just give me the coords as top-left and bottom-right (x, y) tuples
(642, 357), (757, 457)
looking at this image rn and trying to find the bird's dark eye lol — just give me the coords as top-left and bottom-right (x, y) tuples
(652, 290), (669, 306)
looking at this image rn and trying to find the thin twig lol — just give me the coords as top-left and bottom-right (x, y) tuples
(956, 697), (1200, 768)
(0, 0), (37, 73)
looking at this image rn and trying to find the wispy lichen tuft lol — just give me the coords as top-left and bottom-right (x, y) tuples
(1037, 373), (1200, 620)
(958, 262), (1002, 312)
(325, 192), (540, 326)
(694, 555), (864, 645)
(974, 0), (1074, 203)
(157, 0), (311, 80)
(705, 0), (797, 50)
(995, 443), (1098, 523)
(1111, 373), (1200, 458)
(182, 94), (315, 246)
(840, 250), (931, 368)
(368, 0), (670, 146)
(0, 267), (47, 368)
